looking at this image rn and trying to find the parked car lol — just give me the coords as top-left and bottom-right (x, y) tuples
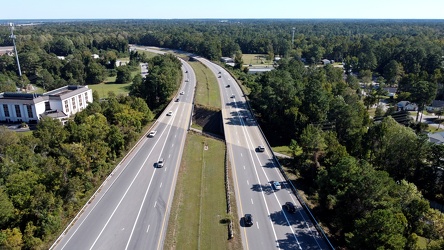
(147, 130), (157, 137)
(272, 181), (281, 190)
(285, 202), (296, 213)
(157, 158), (164, 168)
(244, 214), (253, 226)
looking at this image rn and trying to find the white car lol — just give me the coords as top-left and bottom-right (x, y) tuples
(147, 130), (157, 137)
(272, 181), (281, 190)
(231, 94), (235, 98)
(157, 158), (164, 168)
(167, 111), (173, 116)
(180, 91), (184, 95)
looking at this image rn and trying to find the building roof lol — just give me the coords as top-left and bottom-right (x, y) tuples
(44, 85), (90, 100)
(430, 100), (444, 108)
(428, 131), (444, 144)
(0, 46), (14, 56)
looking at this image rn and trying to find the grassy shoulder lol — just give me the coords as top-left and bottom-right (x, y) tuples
(164, 133), (231, 250)
(189, 61), (221, 109)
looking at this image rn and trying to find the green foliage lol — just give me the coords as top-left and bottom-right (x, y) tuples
(130, 54), (181, 110)
(115, 65), (132, 83)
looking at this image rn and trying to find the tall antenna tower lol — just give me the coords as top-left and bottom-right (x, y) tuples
(9, 23), (22, 77)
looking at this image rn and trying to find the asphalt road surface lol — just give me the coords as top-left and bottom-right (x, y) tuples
(51, 58), (195, 250)
(196, 57), (329, 250)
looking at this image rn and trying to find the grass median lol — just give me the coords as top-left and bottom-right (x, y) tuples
(164, 133), (230, 250)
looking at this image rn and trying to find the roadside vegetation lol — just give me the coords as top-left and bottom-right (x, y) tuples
(164, 133), (240, 250)
(1, 19), (444, 249)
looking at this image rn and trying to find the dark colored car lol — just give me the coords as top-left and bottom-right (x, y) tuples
(244, 214), (253, 226)
(257, 145), (265, 152)
(285, 202), (296, 213)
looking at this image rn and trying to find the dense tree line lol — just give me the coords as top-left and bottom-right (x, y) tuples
(1, 19), (444, 249)
(130, 53), (182, 110)
(0, 94), (153, 249)
(233, 59), (444, 249)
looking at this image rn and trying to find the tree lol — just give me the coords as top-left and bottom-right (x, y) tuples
(300, 124), (326, 169)
(409, 81), (437, 122)
(346, 209), (407, 250)
(0, 187), (15, 227)
(85, 61), (106, 84)
(234, 51), (243, 69)
(115, 66), (132, 83)
(384, 60), (404, 86)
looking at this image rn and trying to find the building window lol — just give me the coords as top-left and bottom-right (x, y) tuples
(15, 105), (21, 117)
(45, 101), (50, 111)
(26, 105), (33, 118)
(3, 104), (10, 117)
(85, 92), (89, 103)
(78, 95), (83, 107)
(64, 100), (69, 113)
(72, 97), (76, 110)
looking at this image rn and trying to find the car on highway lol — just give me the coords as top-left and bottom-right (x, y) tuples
(218, 75), (221, 78)
(244, 214), (253, 227)
(147, 130), (157, 137)
(257, 145), (265, 152)
(185, 70), (188, 73)
(185, 79), (189, 82)
(285, 201), (296, 213)
(272, 181), (281, 190)
(157, 158), (164, 168)
(226, 84), (230, 88)
(231, 94), (235, 98)
(167, 111), (173, 116)
(180, 91), (184, 95)
(175, 98), (179, 102)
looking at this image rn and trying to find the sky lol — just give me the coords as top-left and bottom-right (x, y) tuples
(3, 0), (444, 19)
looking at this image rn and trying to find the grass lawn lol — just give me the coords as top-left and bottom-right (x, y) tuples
(272, 145), (292, 156)
(88, 82), (132, 99)
(164, 133), (230, 250)
(242, 53), (273, 66)
(189, 61), (221, 109)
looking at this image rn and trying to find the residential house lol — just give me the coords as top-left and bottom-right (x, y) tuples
(397, 101), (418, 111)
(426, 100), (444, 113)
(428, 131), (444, 145)
(0, 46), (14, 56)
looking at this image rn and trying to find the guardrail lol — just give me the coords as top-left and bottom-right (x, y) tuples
(233, 76), (335, 250)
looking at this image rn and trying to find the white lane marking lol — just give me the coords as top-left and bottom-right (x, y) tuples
(234, 103), (305, 249)
(88, 152), (158, 250)
(251, 198), (254, 205)
(160, 182), (162, 188)
(146, 225), (150, 233)
(168, 154), (171, 158)
(257, 223), (259, 229)
(171, 144), (174, 148)
(241, 153), (243, 157)
(154, 201), (157, 208)
(247, 180), (249, 185)
(243, 165), (245, 170)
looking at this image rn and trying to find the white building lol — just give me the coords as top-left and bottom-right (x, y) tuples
(0, 85), (93, 124)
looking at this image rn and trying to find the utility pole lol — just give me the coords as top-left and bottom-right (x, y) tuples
(291, 27), (295, 49)
(9, 23), (22, 78)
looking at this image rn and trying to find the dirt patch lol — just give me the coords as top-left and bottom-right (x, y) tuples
(193, 104), (224, 137)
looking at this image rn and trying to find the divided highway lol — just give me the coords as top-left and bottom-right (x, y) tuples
(195, 57), (329, 250)
(51, 59), (195, 250)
